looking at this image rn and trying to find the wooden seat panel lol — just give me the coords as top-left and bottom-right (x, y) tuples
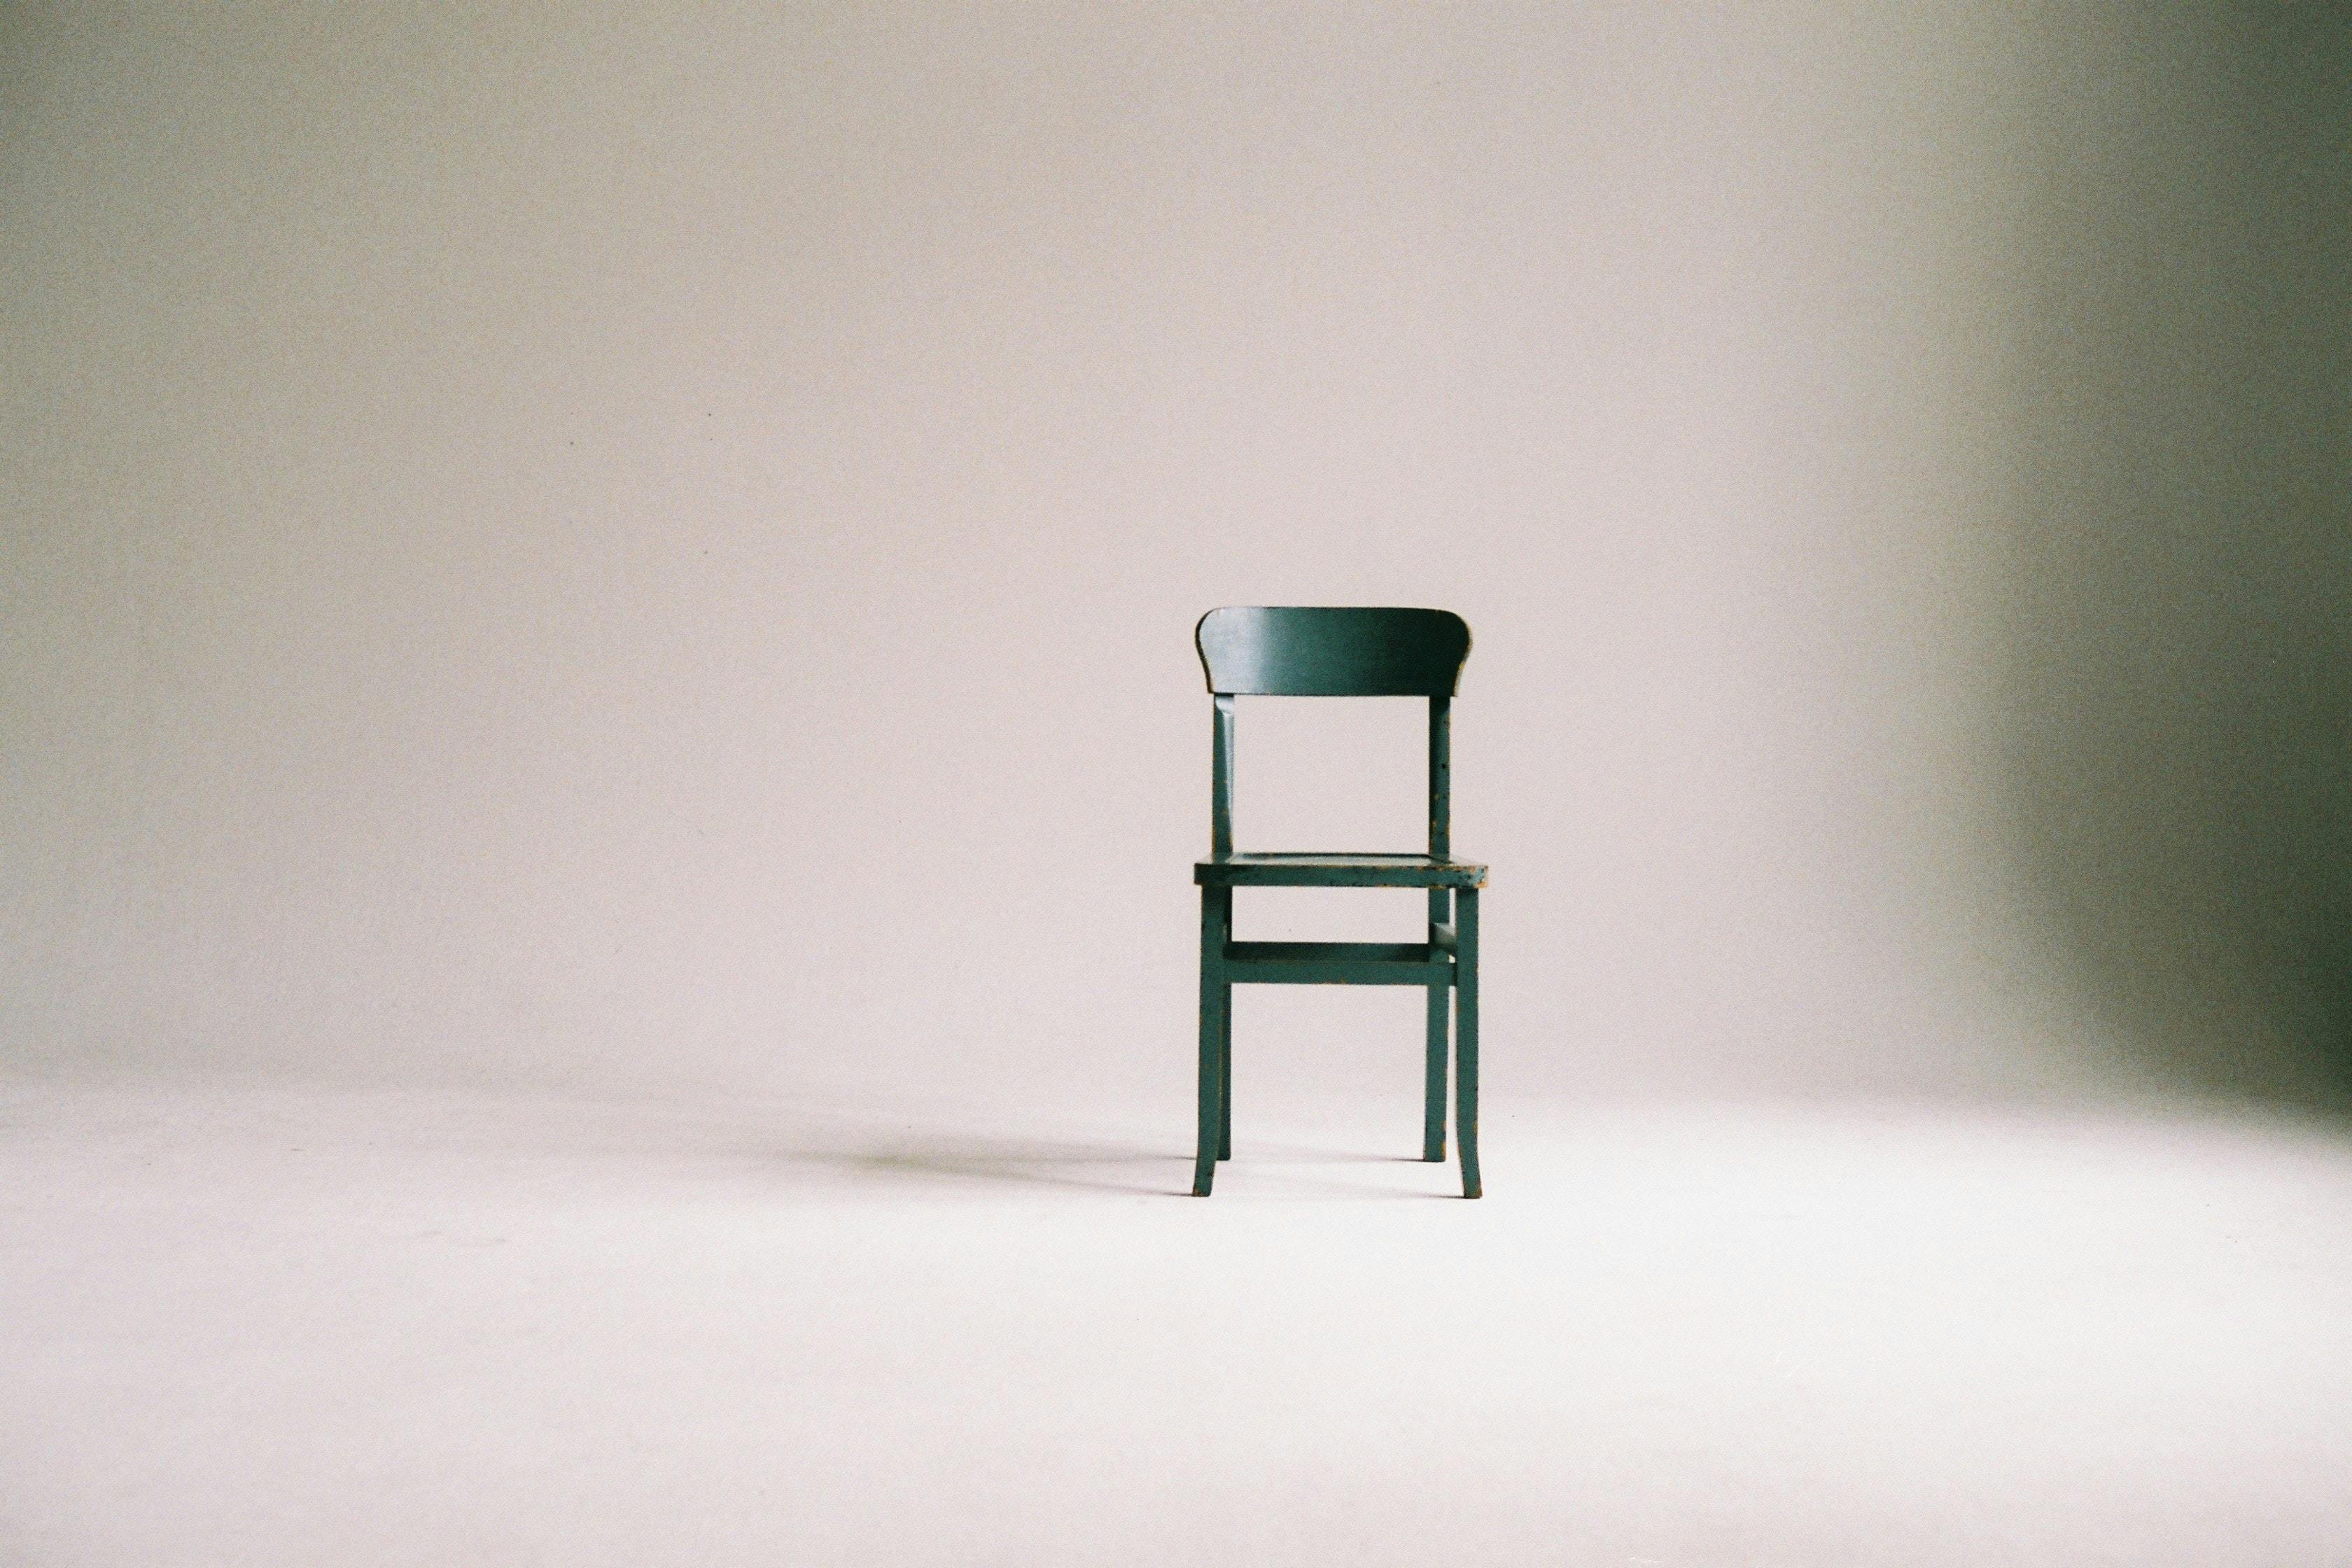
(1194, 853), (1486, 889)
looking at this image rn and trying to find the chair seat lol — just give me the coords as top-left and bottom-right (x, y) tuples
(1194, 853), (1487, 888)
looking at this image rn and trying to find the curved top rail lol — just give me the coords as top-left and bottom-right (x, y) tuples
(1194, 607), (1471, 696)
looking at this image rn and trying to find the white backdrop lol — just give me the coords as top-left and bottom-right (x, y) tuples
(6, 4), (2341, 1114)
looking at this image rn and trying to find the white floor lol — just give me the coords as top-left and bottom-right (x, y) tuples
(4, 1082), (2350, 1567)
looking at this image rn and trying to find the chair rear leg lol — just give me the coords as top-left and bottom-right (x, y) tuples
(1194, 886), (1228, 1196)
(1455, 888), (1481, 1199)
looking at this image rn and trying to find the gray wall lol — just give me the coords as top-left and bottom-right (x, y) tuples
(5, 4), (2344, 1112)
(1991, 9), (2351, 1108)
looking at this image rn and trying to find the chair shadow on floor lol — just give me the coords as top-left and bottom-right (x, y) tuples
(783, 1132), (1446, 1198)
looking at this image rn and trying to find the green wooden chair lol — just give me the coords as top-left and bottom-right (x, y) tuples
(1191, 606), (1486, 1198)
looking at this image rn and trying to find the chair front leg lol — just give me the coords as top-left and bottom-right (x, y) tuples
(1455, 887), (1480, 1199)
(1424, 888), (1450, 1161)
(1194, 886), (1229, 1196)
(1218, 977), (1232, 1161)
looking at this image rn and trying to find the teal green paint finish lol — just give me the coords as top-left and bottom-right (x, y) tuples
(1194, 853), (1485, 889)
(1424, 887), (1450, 1163)
(1196, 607), (1471, 696)
(1455, 888), (1481, 1200)
(1424, 694), (1452, 1164)
(1194, 884), (1229, 1197)
(1224, 941), (1452, 985)
(1210, 695), (1236, 860)
(1190, 606), (1485, 1198)
(1427, 694), (1451, 857)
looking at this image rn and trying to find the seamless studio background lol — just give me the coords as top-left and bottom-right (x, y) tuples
(6, 4), (2349, 1119)
(7, 7), (2352, 1567)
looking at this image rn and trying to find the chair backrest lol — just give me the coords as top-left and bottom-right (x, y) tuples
(1194, 607), (1471, 859)
(1195, 606), (1470, 696)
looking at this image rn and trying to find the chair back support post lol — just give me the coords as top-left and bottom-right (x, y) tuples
(1427, 692), (1452, 976)
(1210, 694), (1236, 860)
(1427, 694), (1450, 860)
